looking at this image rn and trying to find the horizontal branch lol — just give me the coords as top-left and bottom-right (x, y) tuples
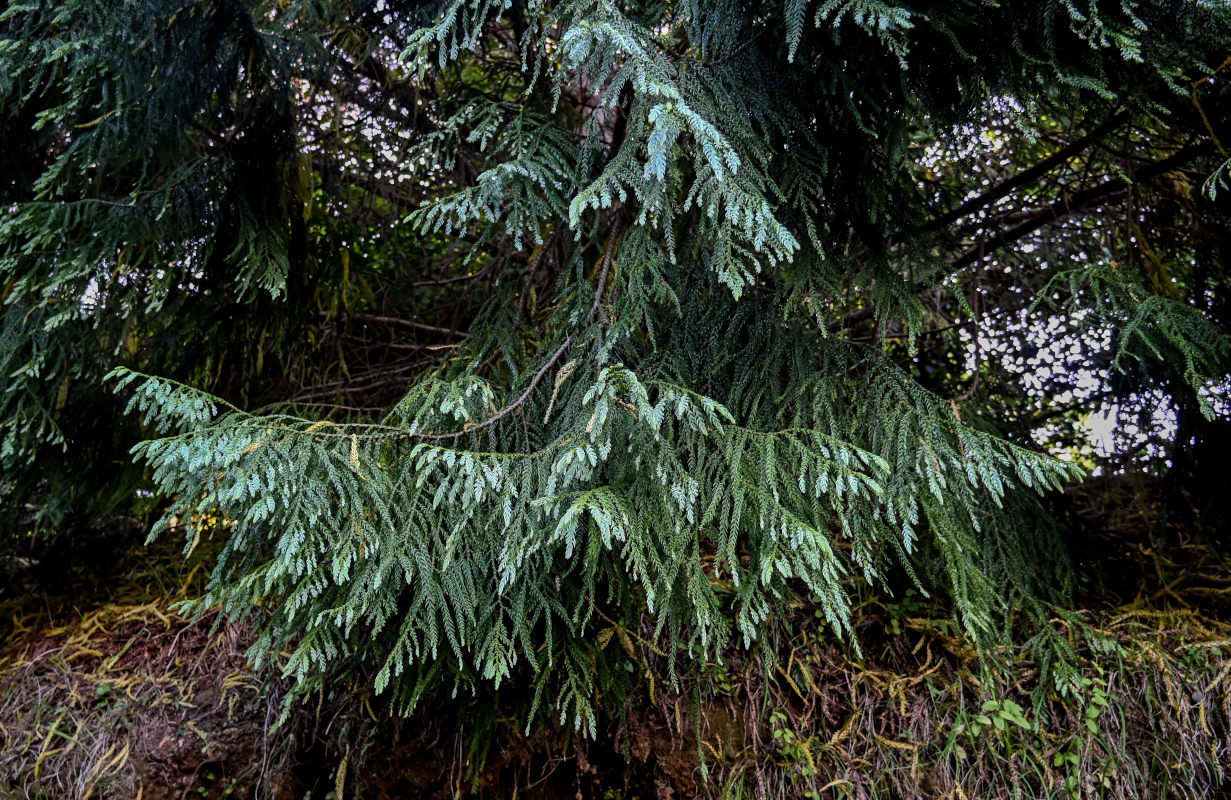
(329, 313), (468, 338)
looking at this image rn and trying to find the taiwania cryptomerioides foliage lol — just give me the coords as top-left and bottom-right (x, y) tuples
(3, 0), (1229, 730)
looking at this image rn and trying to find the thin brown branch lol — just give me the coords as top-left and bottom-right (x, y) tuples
(420, 222), (623, 442)
(276, 359), (432, 407)
(410, 268), (491, 288)
(343, 314), (468, 338)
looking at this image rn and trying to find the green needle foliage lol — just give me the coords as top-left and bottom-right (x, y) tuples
(2, 0), (1229, 730)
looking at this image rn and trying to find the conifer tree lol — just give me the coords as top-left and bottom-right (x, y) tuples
(2, 0), (1229, 728)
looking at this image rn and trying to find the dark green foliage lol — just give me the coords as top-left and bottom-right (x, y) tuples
(2, 0), (1229, 730)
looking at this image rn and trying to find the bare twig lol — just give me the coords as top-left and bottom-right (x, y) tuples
(950, 140), (1215, 270)
(420, 222), (622, 441)
(923, 112), (1129, 234)
(344, 314), (468, 338)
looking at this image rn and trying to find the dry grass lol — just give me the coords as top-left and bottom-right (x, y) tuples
(308, 534), (1231, 800)
(1, 477), (1228, 799)
(675, 599), (1231, 800)
(0, 558), (287, 800)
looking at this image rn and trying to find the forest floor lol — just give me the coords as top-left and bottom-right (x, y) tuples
(1, 475), (1229, 800)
